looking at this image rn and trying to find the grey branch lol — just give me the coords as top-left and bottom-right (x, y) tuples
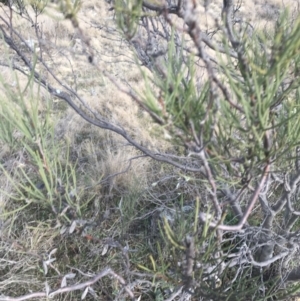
(0, 268), (135, 301)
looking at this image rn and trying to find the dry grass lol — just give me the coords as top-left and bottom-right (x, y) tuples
(0, 0), (299, 300)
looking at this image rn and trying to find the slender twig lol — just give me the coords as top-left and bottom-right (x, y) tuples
(198, 150), (222, 220)
(0, 268), (135, 301)
(163, 286), (184, 301)
(199, 161), (271, 231)
(227, 250), (290, 268)
(182, 1), (244, 113)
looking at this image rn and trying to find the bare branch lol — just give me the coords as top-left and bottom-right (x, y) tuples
(0, 268), (135, 301)
(199, 162), (271, 231)
(183, 235), (195, 293)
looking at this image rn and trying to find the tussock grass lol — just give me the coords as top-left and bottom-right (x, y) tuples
(0, 74), (151, 299)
